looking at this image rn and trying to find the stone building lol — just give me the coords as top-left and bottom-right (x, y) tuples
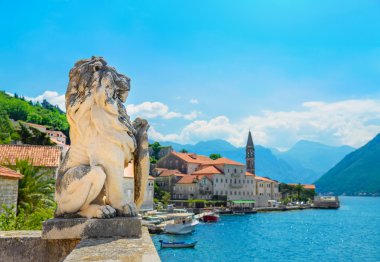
(123, 166), (155, 211)
(153, 168), (185, 196)
(0, 166), (23, 213)
(156, 151), (211, 174)
(23, 122), (67, 145)
(172, 175), (213, 200)
(255, 176), (281, 207)
(158, 152), (256, 201)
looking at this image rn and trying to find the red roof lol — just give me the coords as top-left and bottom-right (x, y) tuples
(171, 152), (211, 164)
(192, 166), (222, 175)
(210, 157), (244, 166)
(0, 145), (61, 167)
(245, 172), (255, 177)
(171, 152), (244, 167)
(177, 175), (197, 184)
(288, 183), (316, 190)
(158, 169), (185, 177)
(0, 165), (23, 179)
(23, 122), (47, 131)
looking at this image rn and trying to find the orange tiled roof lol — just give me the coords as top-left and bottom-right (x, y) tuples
(171, 152), (211, 164)
(171, 151), (244, 166)
(288, 183), (316, 190)
(23, 122), (47, 130)
(255, 176), (275, 182)
(0, 145), (61, 167)
(245, 172), (255, 176)
(192, 166), (222, 175)
(0, 165), (23, 179)
(159, 169), (185, 177)
(210, 157), (244, 166)
(177, 175), (197, 184)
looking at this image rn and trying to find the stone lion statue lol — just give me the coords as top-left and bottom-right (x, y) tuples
(55, 56), (149, 218)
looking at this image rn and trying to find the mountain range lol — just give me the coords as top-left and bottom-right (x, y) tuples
(156, 139), (355, 184)
(316, 133), (380, 195)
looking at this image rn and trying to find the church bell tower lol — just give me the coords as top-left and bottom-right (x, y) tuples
(246, 130), (255, 174)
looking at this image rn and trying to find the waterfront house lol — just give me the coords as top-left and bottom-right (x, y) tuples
(159, 152), (256, 202)
(255, 176), (281, 207)
(0, 166), (23, 214)
(153, 168), (185, 196)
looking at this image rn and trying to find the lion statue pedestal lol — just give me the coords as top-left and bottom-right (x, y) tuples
(42, 56), (149, 239)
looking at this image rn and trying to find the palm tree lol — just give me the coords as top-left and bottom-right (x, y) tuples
(6, 159), (55, 213)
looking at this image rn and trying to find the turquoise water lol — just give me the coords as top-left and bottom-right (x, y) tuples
(152, 197), (380, 262)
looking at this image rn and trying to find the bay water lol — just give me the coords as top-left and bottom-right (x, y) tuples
(151, 197), (380, 262)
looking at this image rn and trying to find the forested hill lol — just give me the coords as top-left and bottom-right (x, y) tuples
(316, 133), (380, 195)
(0, 91), (69, 144)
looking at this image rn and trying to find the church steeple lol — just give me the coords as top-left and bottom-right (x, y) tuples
(246, 130), (255, 174)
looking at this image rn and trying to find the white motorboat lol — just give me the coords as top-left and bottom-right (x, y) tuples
(164, 213), (199, 234)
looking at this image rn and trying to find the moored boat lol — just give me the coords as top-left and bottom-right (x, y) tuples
(201, 213), (219, 222)
(159, 240), (197, 248)
(164, 213), (199, 234)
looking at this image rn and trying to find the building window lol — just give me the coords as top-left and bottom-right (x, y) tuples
(216, 190), (218, 195)
(234, 191), (237, 195)
(234, 168), (237, 173)
(216, 178), (218, 183)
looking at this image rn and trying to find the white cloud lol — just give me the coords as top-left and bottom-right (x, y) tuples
(25, 91), (65, 111)
(189, 98), (199, 104)
(126, 101), (200, 120)
(149, 99), (380, 149)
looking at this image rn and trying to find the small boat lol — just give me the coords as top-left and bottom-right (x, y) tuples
(148, 225), (164, 234)
(201, 213), (219, 223)
(164, 213), (199, 234)
(233, 211), (245, 215)
(159, 240), (197, 248)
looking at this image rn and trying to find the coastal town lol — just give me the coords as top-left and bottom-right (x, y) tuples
(0, 122), (321, 216)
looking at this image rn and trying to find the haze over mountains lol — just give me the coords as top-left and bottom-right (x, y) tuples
(157, 139), (355, 184)
(316, 133), (380, 195)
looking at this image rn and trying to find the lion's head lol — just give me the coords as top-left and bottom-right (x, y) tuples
(66, 56), (136, 144)
(66, 56), (131, 109)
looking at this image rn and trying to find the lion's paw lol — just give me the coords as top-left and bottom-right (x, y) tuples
(117, 203), (138, 217)
(95, 205), (117, 219)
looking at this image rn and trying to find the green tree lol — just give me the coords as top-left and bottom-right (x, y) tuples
(294, 183), (304, 201)
(6, 159), (55, 213)
(161, 192), (171, 207)
(150, 142), (161, 155)
(209, 153), (222, 160)
(0, 110), (13, 144)
(180, 148), (188, 153)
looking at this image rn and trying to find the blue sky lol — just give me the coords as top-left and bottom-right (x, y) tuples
(1, 0), (380, 149)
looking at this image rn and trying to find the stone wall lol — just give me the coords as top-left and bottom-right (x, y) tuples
(0, 177), (18, 213)
(0, 231), (79, 262)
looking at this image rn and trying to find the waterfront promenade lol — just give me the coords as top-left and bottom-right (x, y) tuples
(152, 197), (380, 262)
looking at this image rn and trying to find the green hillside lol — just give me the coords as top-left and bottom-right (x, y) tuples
(316, 133), (380, 195)
(0, 91), (68, 144)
